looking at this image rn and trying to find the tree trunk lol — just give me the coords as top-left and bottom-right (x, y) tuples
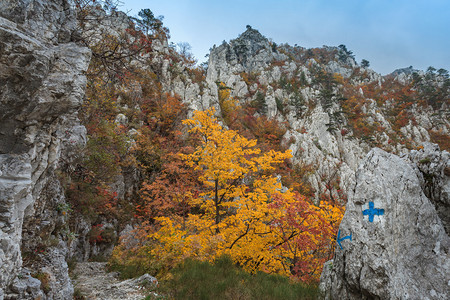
(215, 178), (220, 233)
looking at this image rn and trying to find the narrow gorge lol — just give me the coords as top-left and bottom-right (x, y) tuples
(0, 1), (448, 299)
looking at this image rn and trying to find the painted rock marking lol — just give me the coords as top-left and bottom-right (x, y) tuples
(363, 201), (384, 222)
(336, 229), (352, 249)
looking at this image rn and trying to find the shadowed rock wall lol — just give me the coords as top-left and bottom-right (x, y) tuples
(0, 0), (90, 298)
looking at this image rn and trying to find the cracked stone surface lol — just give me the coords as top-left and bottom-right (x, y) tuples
(320, 148), (450, 299)
(0, 0), (90, 297)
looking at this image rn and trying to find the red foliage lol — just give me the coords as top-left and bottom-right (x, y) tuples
(268, 193), (343, 281)
(137, 149), (201, 219)
(89, 224), (104, 244)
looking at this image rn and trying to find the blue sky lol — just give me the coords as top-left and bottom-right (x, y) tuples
(119, 0), (450, 75)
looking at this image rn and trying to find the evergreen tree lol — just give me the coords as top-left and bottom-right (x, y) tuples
(134, 8), (163, 36)
(361, 59), (370, 68)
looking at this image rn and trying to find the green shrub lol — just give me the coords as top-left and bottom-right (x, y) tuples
(108, 239), (161, 280)
(73, 288), (86, 300)
(156, 256), (318, 300)
(419, 157), (431, 164)
(252, 92), (268, 114)
(32, 272), (51, 294)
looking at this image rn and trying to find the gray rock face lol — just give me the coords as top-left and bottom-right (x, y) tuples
(408, 143), (450, 235)
(320, 148), (450, 299)
(202, 26), (281, 109)
(0, 0), (90, 297)
(207, 26), (274, 80)
(7, 269), (44, 299)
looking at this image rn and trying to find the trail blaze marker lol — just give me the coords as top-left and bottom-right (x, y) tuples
(363, 201), (384, 222)
(336, 229), (352, 249)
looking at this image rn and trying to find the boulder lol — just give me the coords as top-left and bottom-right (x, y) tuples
(320, 148), (450, 299)
(8, 271), (44, 299)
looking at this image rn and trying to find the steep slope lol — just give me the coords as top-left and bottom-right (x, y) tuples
(77, 7), (449, 280)
(169, 26), (449, 201)
(1, 2), (448, 297)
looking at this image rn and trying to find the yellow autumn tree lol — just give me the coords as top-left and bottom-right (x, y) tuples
(150, 108), (343, 281)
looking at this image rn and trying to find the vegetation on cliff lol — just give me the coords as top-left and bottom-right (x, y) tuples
(66, 1), (448, 294)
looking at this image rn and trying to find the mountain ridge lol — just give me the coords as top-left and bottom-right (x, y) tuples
(0, 2), (448, 298)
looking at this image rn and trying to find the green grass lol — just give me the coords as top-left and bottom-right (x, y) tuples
(153, 256), (319, 300)
(109, 260), (153, 280)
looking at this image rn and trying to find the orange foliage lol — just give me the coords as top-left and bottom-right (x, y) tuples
(188, 66), (206, 83)
(66, 179), (118, 220)
(149, 109), (343, 281)
(138, 150), (200, 219)
(281, 163), (315, 197)
(141, 92), (185, 137)
(429, 129), (450, 151)
(340, 94), (376, 141)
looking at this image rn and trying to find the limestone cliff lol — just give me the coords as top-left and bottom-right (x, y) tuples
(175, 26), (449, 202)
(319, 145), (449, 299)
(0, 0), (90, 298)
(0, 3), (449, 298)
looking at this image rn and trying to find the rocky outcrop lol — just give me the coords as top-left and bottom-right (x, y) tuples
(0, 2), (448, 297)
(198, 27), (367, 200)
(319, 147), (450, 299)
(196, 26), (449, 204)
(206, 25), (278, 83)
(409, 143), (450, 235)
(0, 0), (90, 298)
